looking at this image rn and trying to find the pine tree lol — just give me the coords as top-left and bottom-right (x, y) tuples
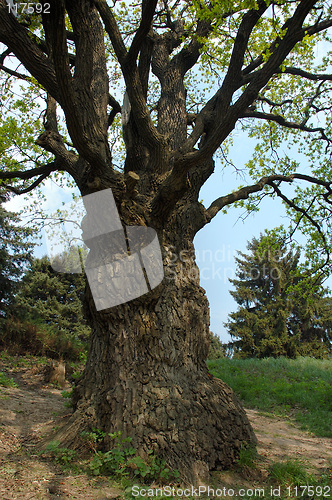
(225, 232), (331, 358)
(0, 192), (33, 318)
(14, 255), (90, 347)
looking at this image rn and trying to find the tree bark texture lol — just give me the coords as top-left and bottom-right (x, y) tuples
(67, 222), (257, 484)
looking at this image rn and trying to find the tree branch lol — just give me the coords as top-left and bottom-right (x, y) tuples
(219, 1), (269, 102)
(282, 66), (332, 81)
(128, 0), (158, 62)
(94, 0), (128, 65)
(95, 0), (166, 160)
(179, 0), (323, 170)
(243, 17), (332, 83)
(4, 173), (51, 195)
(0, 0), (60, 101)
(108, 94), (121, 128)
(205, 172), (332, 222)
(240, 109), (332, 147)
(0, 161), (60, 181)
(0, 63), (34, 82)
(269, 181), (330, 269)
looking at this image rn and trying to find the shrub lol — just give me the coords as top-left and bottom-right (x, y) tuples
(0, 316), (87, 361)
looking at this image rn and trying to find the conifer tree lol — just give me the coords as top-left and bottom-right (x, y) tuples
(14, 255), (91, 342)
(225, 232), (331, 358)
(0, 192), (33, 318)
(2, 255), (91, 359)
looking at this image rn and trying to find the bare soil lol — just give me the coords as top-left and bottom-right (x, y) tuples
(0, 362), (331, 499)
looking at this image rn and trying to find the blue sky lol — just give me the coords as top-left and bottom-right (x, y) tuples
(194, 136), (291, 341)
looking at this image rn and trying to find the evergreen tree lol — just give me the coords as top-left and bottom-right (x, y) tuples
(2, 255), (91, 360)
(225, 232), (331, 358)
(14, 255), (91, 342)
(0, 192), (33, 318)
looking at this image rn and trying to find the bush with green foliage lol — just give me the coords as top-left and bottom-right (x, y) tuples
(1, 256), (90, 360)
(225, 230), (332, 358)
(0, 371), (18, 387)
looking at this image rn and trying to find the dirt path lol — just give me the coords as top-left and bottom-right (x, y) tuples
(246, 409), (331, 474)
(0, 364), (331, 499)
(0, 363), (123, 499)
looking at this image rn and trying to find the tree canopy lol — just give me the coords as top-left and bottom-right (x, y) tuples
(0, 0), (331, 261)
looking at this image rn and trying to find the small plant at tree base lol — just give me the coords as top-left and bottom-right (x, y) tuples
(81, 427), (107, 454)
(44, 441), (77, 468)
(236, 443), (258, 469)
(0, 372), (18, 388)
(61, 389), (74, 408)
(86, 430), (179, 482)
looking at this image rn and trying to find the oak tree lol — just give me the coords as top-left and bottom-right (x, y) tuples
(0, 0), (332, 483)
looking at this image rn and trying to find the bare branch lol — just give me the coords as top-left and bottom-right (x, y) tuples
(128, 0), (158, 62)
(0, 161), (60, 181)
(5, 173), (50, 195)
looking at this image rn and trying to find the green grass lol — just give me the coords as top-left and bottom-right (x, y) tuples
(207, 357), (332, 437)
(268, 459), (315, 487)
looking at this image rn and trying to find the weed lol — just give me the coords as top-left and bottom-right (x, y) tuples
(61, 390), (72, 399)
(268, 459), (314, 487)
(44, 441), (77, 468)
(81, 428), (106, 454)
(237, 443), (257, 468)
(86, 430), (179, 483)
(61, 389), (73, 408)
(0, 371), (18, 388)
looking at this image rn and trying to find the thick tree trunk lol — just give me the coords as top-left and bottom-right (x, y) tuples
(62, 225), (256, 484)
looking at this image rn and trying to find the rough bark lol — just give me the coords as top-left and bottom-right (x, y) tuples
(57, 213), (256, 484)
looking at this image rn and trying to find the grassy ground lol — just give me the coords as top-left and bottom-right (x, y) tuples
(207, 356), (332, 438)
